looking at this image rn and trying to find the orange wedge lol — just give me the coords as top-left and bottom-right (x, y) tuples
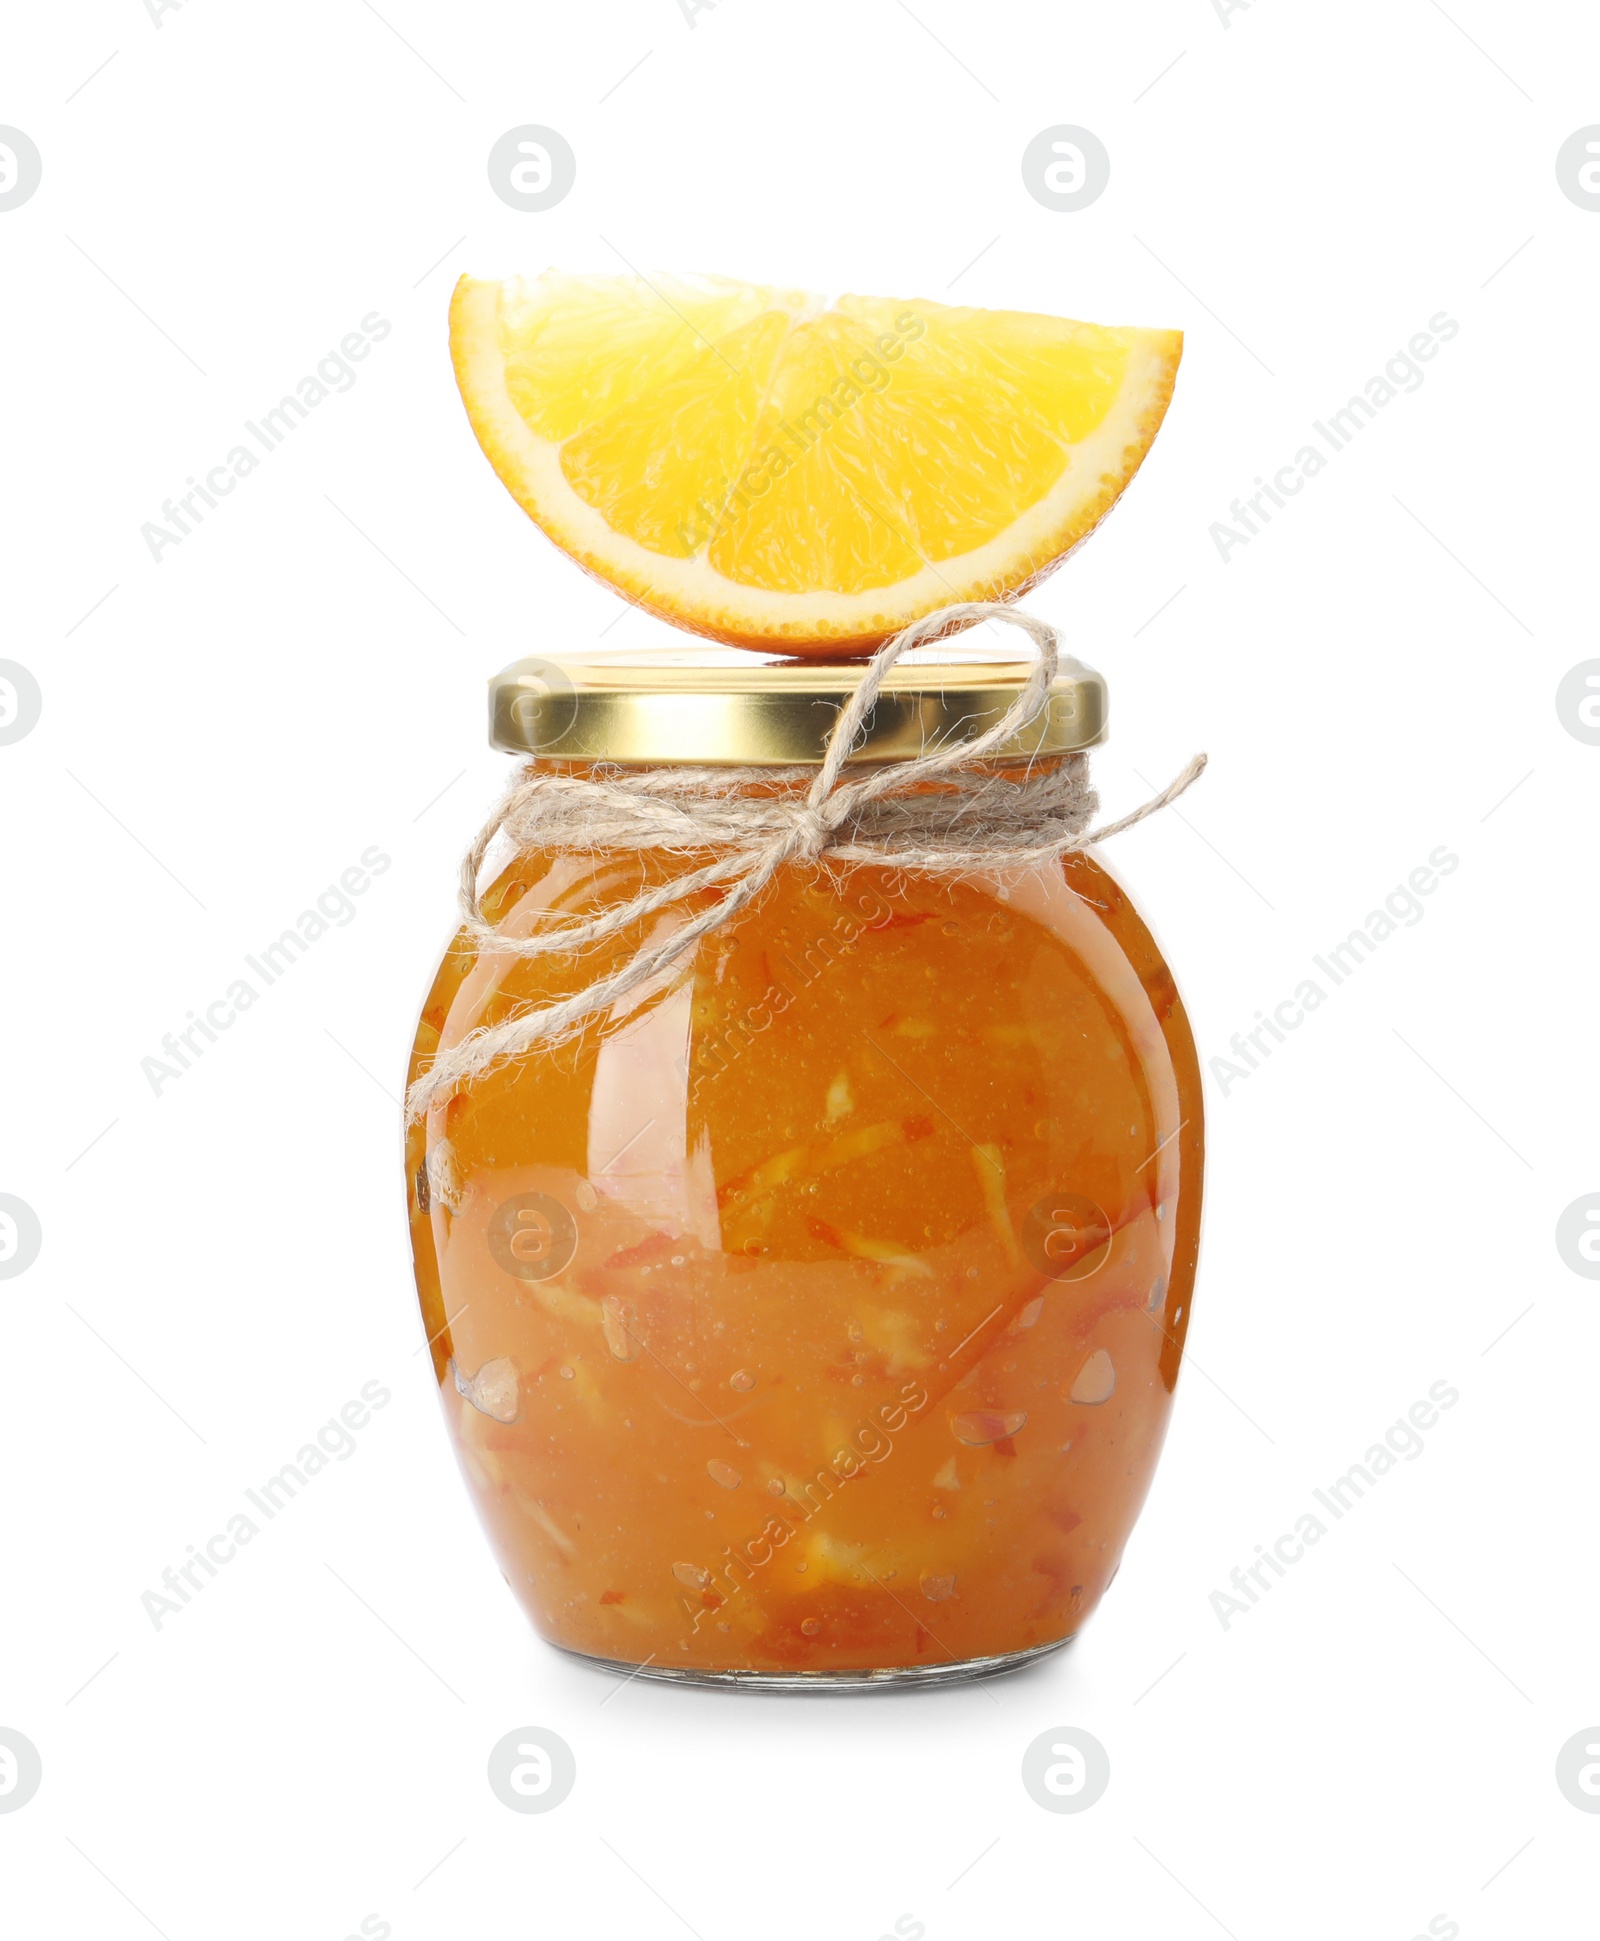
(450, 270), (1181, 656)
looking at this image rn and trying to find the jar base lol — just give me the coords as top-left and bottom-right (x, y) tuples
(554, 1633), (1075, 1693)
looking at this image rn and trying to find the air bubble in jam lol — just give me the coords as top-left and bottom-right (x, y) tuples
(950, 1409), (1028, 1446)
(729, 1369), (756, 1392)
(1070, 1347), (1117, 1404)
(672, 1562), (711, 1590)
(920, 1571), (957, 1602)
(800, 1617), (821, 1636)
(706, 1460), (742, 1489)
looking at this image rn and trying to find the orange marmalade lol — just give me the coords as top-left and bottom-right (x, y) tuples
(406, 798), (1203, 1685)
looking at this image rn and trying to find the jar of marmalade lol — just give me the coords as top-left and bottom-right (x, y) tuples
(405, 641), (1203, 1688)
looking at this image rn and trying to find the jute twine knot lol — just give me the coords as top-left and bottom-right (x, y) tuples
(405, 602), (1205, 1123)
(788, 803), (833, 863)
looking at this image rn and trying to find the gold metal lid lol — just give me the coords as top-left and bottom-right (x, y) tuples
(488, 642), (1108, 767)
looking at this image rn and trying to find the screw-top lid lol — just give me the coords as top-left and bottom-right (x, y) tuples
(489, 642), (1107, 767)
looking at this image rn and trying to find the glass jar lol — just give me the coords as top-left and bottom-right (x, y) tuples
(405, 644), (1203, 1688)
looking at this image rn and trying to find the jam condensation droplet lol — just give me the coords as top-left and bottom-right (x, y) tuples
(706, 1459), (743, 1490)
(672, 1562), (711, 1590)
(920, 1571), (957, 1602)
(949, 1409), (1028, 1447)
(729, 1368), (756, 1392)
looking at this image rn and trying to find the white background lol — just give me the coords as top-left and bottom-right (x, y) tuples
(2, 2), (1595, 1936)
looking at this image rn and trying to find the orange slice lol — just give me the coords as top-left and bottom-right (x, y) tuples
(450, 270), (1181, 656)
